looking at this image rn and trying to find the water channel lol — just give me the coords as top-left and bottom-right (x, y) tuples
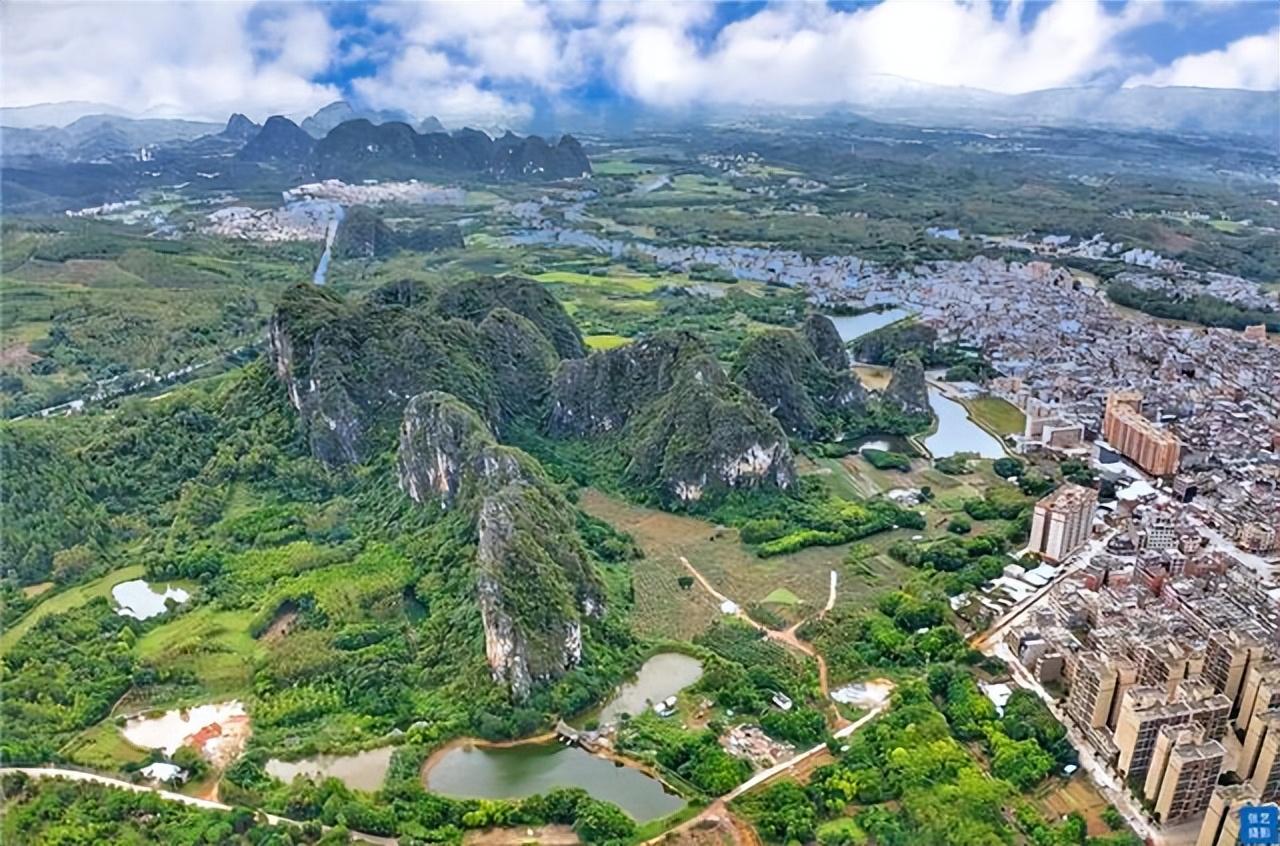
(921, 387), (1008, 459)
(826, 307), (913, 343)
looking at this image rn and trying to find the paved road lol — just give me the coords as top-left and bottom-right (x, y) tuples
(0, 767), (396, 845)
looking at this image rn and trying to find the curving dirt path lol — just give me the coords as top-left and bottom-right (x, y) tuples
(677, 557), (846, 723)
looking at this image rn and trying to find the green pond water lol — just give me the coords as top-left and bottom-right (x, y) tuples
(424, 741), (684, 822)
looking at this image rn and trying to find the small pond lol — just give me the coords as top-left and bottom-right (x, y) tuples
(592, 652), (704, 725)
(424, 741), (683, 823)
(922, 387), (1007, 459)
(826, 308), (912, 343)
(121, 701), (248, 764)
(112, 579), (190, 620)
(266, 746), (394, 792)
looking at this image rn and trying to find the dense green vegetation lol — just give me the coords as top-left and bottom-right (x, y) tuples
(1108, 279), (1280, 331)
(735, 679), (1134, 846)
(1, 773), (332, 845)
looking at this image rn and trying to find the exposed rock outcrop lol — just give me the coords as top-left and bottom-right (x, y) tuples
(268, 283), (500, 464)
(882, 353), (932, 418)
(396, 391), (605, 698)
(626, 355), (795, 504)
(731, 327), (866, 439)
(803, 314), (849, 371)
(547, 331), (706, 436)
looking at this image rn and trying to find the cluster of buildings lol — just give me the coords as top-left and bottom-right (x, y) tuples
(282, 179), (466, 207)
(1115, 269), (1279, 311)
(1001, 526), (1280, 832)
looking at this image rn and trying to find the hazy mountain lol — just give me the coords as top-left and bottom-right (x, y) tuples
(419, 116), (446, 134)
(0, 113), (222, 161)
(822, 77), (1279, 140)
(299, 100), (415, 138)
(0, 101), (131, 129)
(312, 119), (592, 181)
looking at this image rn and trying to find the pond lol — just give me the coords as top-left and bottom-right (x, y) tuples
(424, 741), (684, 823)
(121, 701), (249, 766)
(826, 308), (912, 342)
(844, 434), (917, 456)
(922, 387), (1007, 459)
(266, 746), (394, 792)
(112, 579), (190, 620)
(592, 652), (704, 725)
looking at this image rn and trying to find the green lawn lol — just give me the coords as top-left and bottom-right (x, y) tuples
(966, 396), (1026, 436)
(584, 333), (632, 350)
(763, 587), (802, 605)
(134, 607), (264, 704)
(2, 563), (146, 651)
(62, 722), (149, 770)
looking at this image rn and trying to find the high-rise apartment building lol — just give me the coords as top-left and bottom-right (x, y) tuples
(1102, 390), (1181, 476)
(1114, 686), (1232, 779)
(1137, 640), (1192, 699)
(1144, 726), (1224, 825)
(1067, 652), (1120, 730)
(1029, 483), (1098, 562)
(1204, 628), (1268, 713)
(1248, 712), (1280, 803)
(1196, 785), (1263, 846)
(1236, 662), (1280, 734)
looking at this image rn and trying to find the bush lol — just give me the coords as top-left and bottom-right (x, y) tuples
(947, 516), (972, 535)
(862, 449), (911, 471)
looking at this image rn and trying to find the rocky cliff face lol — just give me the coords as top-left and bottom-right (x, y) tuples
(269, 283), (512, 464)
(396, 391), (605, 698)
(803, 314), (849, 371)
(547, 332), (705, 436)
(882, 353), (932, 418)
(731, 327), (867, 440)
(625, 355), (795, 504)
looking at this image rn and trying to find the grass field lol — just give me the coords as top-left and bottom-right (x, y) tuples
(584, 333), (632, 350)
(2, 563), (146, 651)
(763, 587), (802, 605)
(61, 721), (149, 770)
(134, 607), (264, 704)
(579, 489), (912, 640)
(591, 160), (657, 176)
(965, 396), (1026, 436)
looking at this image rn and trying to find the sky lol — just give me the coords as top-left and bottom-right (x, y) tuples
(2, 0), (1277, 127)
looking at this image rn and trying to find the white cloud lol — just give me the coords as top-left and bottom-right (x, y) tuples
(0, 1), (340, 122)
(603, 0), (1164, 107)
(1124, 28), (1280, 90)
(0, 0), (1273, 130)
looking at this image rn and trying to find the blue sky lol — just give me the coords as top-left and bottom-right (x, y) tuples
(2, 0), (1277, 125)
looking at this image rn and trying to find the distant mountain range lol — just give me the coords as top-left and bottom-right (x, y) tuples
(790, 78), (1280, 141)
(241, 115), (591, 181)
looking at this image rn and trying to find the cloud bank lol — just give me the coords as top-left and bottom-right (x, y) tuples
(2, 0), (1276, 126)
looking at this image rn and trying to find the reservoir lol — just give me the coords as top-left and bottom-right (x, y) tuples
(922, 387), (1007, 459)
(112, 579), (190, 620)
(266, 746), (393, 792)
(424, 742), (684, 823)
(827, 308), (912, 342)
(592, 652), (703, 725)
